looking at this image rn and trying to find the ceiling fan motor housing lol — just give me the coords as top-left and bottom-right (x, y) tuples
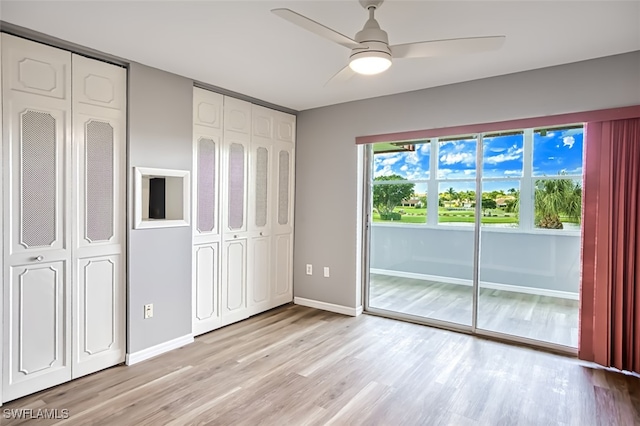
(351, 15), (392, 61)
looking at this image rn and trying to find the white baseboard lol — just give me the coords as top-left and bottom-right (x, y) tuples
(370, 268), (579, 300)
(294, 297), (362, 317)
(126, 334), (194, 366)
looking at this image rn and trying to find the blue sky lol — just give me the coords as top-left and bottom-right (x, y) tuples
(373, 128), (583, 193)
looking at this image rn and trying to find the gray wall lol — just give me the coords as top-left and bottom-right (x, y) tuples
(294, 51), (640, 309)
(127, 63), (193, 353)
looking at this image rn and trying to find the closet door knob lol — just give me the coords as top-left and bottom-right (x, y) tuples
(34, 255), (44, 262)
(259, 232), (263, 236)
(234, 235), (238, 239)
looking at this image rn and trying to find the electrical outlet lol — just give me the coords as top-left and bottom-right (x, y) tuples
(144, 303), (153, 319)
(306, 264), (313, 275)
(324, 267), (330, 278)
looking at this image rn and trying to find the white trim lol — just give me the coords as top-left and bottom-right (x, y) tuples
(294, 297), (362, 317)
(133, 167), (191, 229)
(370, 222), (581, 237)
(370, 268), (579, 300)
(125, 334), (194, 365)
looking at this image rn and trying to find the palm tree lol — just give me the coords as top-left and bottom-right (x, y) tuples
(534, 178), (581, 229)
(446, 187), (457, 200)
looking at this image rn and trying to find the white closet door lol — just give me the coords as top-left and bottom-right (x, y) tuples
(192, 88), (223, 335)
(220, 97), (250, 325)
(248, 105), (273, 313)
(272, 111), (295, 305)
(273, 111), (295, 236)
(71, 54), (126, 378)
(2, 34), (72, 402)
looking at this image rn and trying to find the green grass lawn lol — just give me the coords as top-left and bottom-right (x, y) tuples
(372, 207), (519, 224)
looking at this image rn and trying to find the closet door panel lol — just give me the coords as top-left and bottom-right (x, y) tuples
(4, 261), (71, 402)
(193, 243), (221, 335)
(273, 233), (293, 302)
(248, 236), (270, 313)
(224, 97), (250, 135)
(74, 255), (124, 377)
(71, 54), (126, 378)
(194, 88), (223, 131)
(2, 34), (72, 403)
(221, 239), (248, 325)
(5, 35), (69, 100)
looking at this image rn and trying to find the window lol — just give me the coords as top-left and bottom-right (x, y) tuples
(372, 141), (429, 223)
(532, 126), (583, 230)
(371, 125), (584, 231)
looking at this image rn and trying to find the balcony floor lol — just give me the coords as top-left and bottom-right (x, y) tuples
(369, 273), (579, 348)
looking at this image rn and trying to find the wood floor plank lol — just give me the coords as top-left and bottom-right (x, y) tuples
(1, 305), (638, 425)
(370, 273), (579, 347)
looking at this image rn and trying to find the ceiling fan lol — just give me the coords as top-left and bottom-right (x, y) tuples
(272, 0), (505, 84)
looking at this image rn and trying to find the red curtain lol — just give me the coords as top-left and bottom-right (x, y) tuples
(580, 118), (640, 374)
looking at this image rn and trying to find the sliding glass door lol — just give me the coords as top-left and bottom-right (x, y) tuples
(367, 137), (477, 328)
(365, 125), (583, 352)
(477, 127), (582, 348)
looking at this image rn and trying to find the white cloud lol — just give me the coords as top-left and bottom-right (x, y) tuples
(407, 170), (428, 180)
(503, 170), (522, 176)
(484, 146), (523, 165)
(438, 168), (453, 178)
(400, 165), (408, 171)
(375, 164), (395, 176)
(463, 170), (475, 176)
(563, 136), (575, 149)
(439, 151), (475, 166)
(419, 143), (431, 154)
(404, 152), (419, 165)
(381, 156), (401, 166)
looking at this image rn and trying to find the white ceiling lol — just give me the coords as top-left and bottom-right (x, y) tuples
(2, 1), (639, 111)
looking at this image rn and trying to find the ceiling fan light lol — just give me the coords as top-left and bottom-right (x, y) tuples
(349, 51), (392, 75)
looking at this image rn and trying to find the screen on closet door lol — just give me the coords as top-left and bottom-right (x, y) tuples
(21, 110), (57, 247)
(228, 143), (245, 230)
(278, 150), (290, 226)
(197, 138), (216, 233)
(255, 147), (268, 227)
(86, 120), (114, 242)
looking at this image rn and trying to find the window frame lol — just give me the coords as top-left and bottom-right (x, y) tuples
(370, 125), (583, 235)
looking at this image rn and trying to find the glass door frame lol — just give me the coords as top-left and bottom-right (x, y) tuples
(362, 135), (579, 356)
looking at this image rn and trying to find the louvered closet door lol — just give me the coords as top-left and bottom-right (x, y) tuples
(221, 97), (250, 325)
(71, 54), (126, 378)
(192, 88), (223, 335)
(2, 34), (72, 402)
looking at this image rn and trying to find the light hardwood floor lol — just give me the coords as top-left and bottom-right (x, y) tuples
(369, 274), (579, 348)
(2, 305), (637, 425)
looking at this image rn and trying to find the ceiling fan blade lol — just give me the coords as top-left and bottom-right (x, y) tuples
(391, 36), (506, 59)
(272, 8), (363, 50)
(324, 65), (356, 86)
